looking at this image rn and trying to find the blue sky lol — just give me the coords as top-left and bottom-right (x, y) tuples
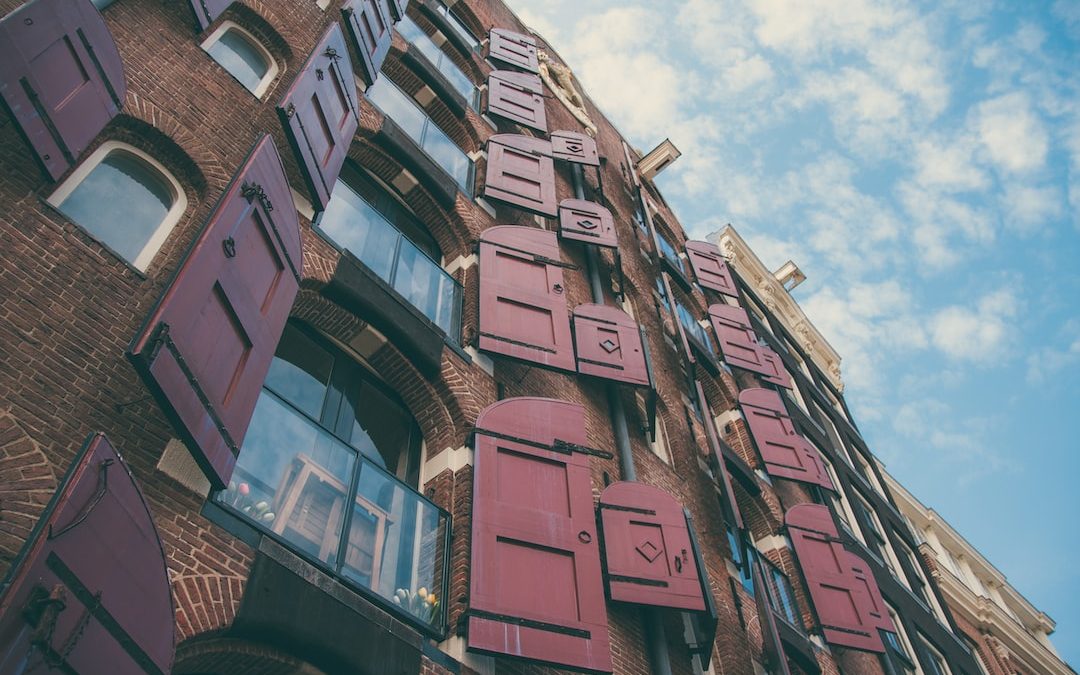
(508, 0), (1080, 665)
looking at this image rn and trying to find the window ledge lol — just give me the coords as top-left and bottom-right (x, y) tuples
(400, 44), (469, 118)
(375, 116), (464, 207)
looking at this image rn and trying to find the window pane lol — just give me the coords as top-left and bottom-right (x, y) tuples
(396, 16), (475, 102)
(437, 3), (478, 49)
(208, 30), (269, 93)
(263, 325), (333, 419)
(320, 181), (401, 279)
(343, 379), (414, 477)
(59, 151), (173, 264)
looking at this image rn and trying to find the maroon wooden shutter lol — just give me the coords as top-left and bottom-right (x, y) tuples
(572, 304), (649, 386)
(470, 398), (612, 673)
(559, 199), (617, 248)
(708, 303), (771, 376)
(343, 0), (392, 86)
(599, 482), (706, 611)
(187, 0), (233, 31)
(128, 136), (302, 489)
(478, 226), (574, 371)
(483, 134), (557, 217)
(278, 24), (359, 212)
(739, 388), (833, 490)
(0, 434), (173, 674)
(487, 28), (539, 73)
(386, 0), (408, 21)
(551, 130), (599, 166)
(486, 70), (547, 132)
(0, 0), (125, 181)
(685, 241), (737, 297)
(847, 552), (895, 633)
(786, 504), (887, 653)
(760, 347), (793, 389)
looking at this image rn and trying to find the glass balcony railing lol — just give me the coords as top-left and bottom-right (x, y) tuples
(657, 234), (686, 275)
(676, 300), (713, 353)
(761, 557), (805, 632)
(396, 16), (478, 107)
(216, 391), (450, 634)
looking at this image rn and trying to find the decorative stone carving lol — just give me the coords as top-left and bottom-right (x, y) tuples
(538, 50), (597, 136)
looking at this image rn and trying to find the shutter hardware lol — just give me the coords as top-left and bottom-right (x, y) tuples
(608, 574), (670, 588)
(472, 427), (613, 460)
(464, 608), (591, 639)
(283, 102), (333, 204)
(480, 241), (579, 269)
(19, 77), (73, 165)
(478, 331), (556, 354)
(77, 28), (122, 107)
(597, 502), (657, 516)
(49, 458), (113, 540)
(240, 181), (302, 282)
(578, 357), (626, 371)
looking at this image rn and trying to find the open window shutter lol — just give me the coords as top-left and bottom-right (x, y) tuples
(739, 388), (833, 490)
(551, 130), (599, 166)
(598, 482), (706, 611)
(127, 136), (302, 489)
(559, 199), (617, 248)
(483, 134), (557, 217)
(478, 226), (574, 371)
(469, 398), (612, 673)
(786, 504), (886, 653)
(387, 0), (408, 21)
(0, 0), (125, 181)
(487, 28), (539, 73)
(187, 0), (233, 31)
(708, 303), (771, 375)
(572, 304), (649, 386)
(685, 241), (737, 297)
(486, 70), (547, 132)
(278, 24), (359, 212)
(760, 347), (793, 389)
(846, 552), (895, 633)
(343, 0), (392, 86)
(0, 434), (174, 674)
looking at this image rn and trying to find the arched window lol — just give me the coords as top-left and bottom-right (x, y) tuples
(48, 141), (186, 271)
(201, 22), (278, 97)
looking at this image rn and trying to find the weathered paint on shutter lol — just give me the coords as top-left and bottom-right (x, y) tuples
(558, 199), (617, 249)
(487, 27), (539, 73)
(685, 241), (738, 297)
(387, 0), (408, 21)
(551, 130), (599, 166)
(483, 134), (557, 217)
(0, 0), (125, 181)
(469, 398), (612, 673)
(739, 388), (834, 490)
(343, 0), (392, 86)
(786, 504), (886, 653)
(478, 226), (574, 371)
(760, 347), (793, 389)
(598, 482), (706, 611)
(187, 0), (233, 32)
(277, 24), (360, 212)
(572, 304), (649, 386)
(486, 70), (547, 132)
(127, 136), (302, 489)
(708, 303), (771, 375)
(0, 434), (174, 675)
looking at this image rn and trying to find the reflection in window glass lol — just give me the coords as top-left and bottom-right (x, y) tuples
(396, 16), (476, 105)
(92, 0), (117, 8)
(206, 29), (270, 94)
(263, 327), (334, 420)
(436, 2), (478, 50)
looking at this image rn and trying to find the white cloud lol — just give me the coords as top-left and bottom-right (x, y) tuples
(974, 93), (1050, 174)
(929, 289), (1017, 361)
(912, 137), (987, 192)
(1001, 183), (1063, 234)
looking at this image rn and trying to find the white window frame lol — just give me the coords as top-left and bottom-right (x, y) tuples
(47, 140), (187, 272)
(886, 603), (923, 675)
(200, 21), (279, 98)
(917, 633), (952, 675)
(650, 412), (672, 465)
(821, 458), (863, 544)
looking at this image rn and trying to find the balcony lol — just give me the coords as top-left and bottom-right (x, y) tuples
(676, 300), (720, 374)
(396, 15), (478, 113)
(657, 234), (692, 290)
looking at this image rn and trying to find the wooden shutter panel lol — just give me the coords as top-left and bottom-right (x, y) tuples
(599, 482), (707, 611)
(685, 241), (737, 297)
(487, 28), (539, 73)
(486, 70), (547, 132)
(760, 347), (793, 389)
(739, 388), (833, 490)
(478, 226), (574, 371)
(387, 0), (408, 21)
(0, 0), (125, 181)
(786, 504), (887, 653)
(469, 398), (612, 673)
(0, 434), (174, 674)
(551, 130), (599, 166)
(846, 552), (895, 633)
(343, 0), (392, 86)
(483, 134), (557, 217)
(708, 303), (771, 376)
(559, 198), (617, 248)
(128, 136), (302, 489)
(572, 304), (649, 386)
(278, 24), (360, 212)
(187, 0), (233, 31)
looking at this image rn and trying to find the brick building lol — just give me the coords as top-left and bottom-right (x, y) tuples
(0, 0), (1010, 673)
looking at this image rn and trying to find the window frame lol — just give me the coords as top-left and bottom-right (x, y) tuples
(200, 21), (279, 98)
(47, 140), (187, 272)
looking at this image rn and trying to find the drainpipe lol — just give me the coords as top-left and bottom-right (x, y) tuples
(571, 164), (672, 675)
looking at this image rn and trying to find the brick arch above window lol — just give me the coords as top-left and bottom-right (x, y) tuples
(0, 411), (58, 580)
(381, 50), (484, 153)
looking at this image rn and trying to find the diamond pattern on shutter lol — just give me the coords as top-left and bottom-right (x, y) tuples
(128, 136), (302, 488)
(483, 134), (557, 217)
(572, 304), (649, 386)
(599, 482), (707, 611)
(558, 199), (617, 249)
(487, 27), (539, 73)
(551, 130), (599, 166)
(739, 388), (833, 490)
(0, 0), (126, 181)
(343, 0), (392, 86)
(685, 241), (738, 297)
(0, 434), (174, 675)
(760, 347), (793, 389)
(277, 24), (360, 212)
(469, 398), (612, 673)
(187, 0), (233, 32)
(786, 504), (888, 653)
(708, 303), (772, 376)
(486, 70), (547, 132)
(478, 226), (574, 371)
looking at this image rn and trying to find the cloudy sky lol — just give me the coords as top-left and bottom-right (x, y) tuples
(507, 0), (1080, 664)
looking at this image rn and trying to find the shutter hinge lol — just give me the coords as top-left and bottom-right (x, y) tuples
(241, 181), (274, 212)
(472, 427), (614, 460)
(49, 458), (113, 540)
(147, 322), (170, 362)
(464, 608), (591, 639)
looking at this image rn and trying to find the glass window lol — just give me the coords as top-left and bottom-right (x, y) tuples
(435, 1), (478, 50)
(202, 23), (277, 97)
(656, 230), (685, 274)
(48, 142), (186, 272)
(92, 0), (117, 8)
(761, 558), (804, 631)
(396, 16), (477, 106)
(675, 299), (713, 353)
(918, 634), (951, 675)
(366, 78), (473, 193)
(727, 526), (754, 595)
(217, 323), (449, 633)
